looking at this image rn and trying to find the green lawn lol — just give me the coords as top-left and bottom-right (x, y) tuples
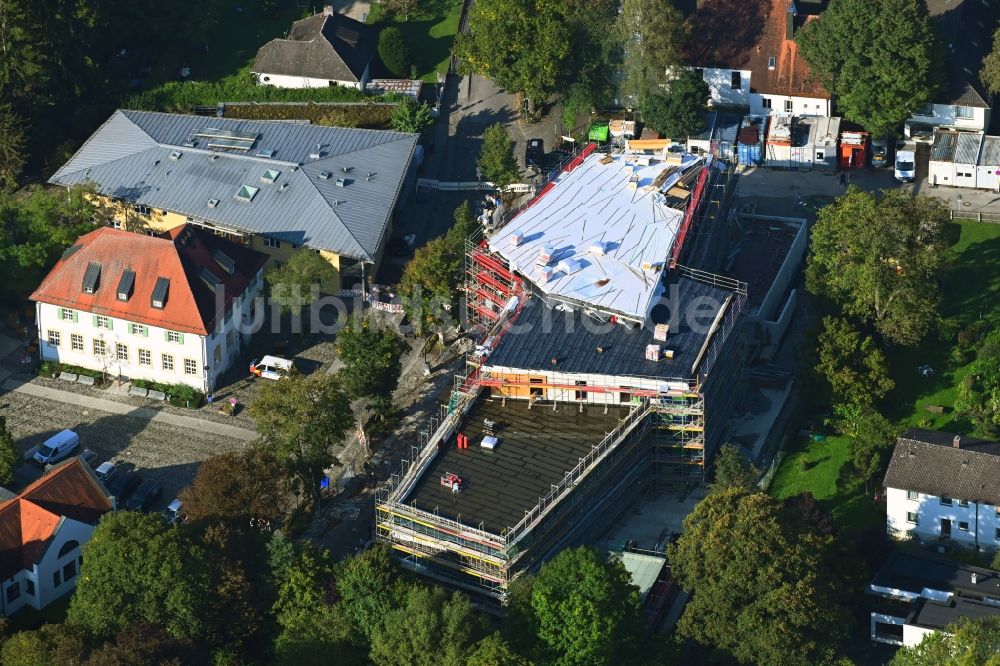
(770, 221), (1000, 533)
(367, 0), (465, 82)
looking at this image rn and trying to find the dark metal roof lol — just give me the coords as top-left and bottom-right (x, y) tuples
(485, 275), (732, 381)
(954, 132), (983, 165)
(116, 268), (135, 301)
(82, 262), (102, 294)
(870, 550), (1000, 600)
(50, 110), (418, 262)
(930, 131), (958, 162)
(980, 135), (1000, 167)
(927, 0), (997, 108)
(912, 597), (1000, 630)
(691, 112), (718, 141)
(883, 429), (1000, 505)
(251, 11), (376, 83)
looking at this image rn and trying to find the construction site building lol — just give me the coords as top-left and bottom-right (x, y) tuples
(377, 144), (753, 600)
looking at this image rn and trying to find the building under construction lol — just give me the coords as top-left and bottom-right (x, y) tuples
(377, 144), (753, 600)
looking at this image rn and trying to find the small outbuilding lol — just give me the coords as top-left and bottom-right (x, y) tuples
(686, 112), (718, 156)
(976, 135), (1000, 191)
(929, 130), (959, 186)
(953, 132), (983, 188)
(802, 116), (840, 172)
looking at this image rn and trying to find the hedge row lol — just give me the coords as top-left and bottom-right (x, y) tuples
(223, 102), (397, 129)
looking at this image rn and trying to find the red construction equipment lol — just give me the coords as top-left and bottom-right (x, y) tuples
(440, 473), (463, 493)
(838, 131), (868, 169)
(669, 167), (710, 268)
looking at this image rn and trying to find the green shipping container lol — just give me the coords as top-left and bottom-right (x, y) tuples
(588, 123), (610, 142)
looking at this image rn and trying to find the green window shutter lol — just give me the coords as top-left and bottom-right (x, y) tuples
(72, 310), (78, 322)
(92, 314), (99, 327)
(57, 308), (64, 320)
(107, 319), (113, 331)
(164, 330), (170, 342)
(142, 326), (149, 337)
(178, 333), (184, 344)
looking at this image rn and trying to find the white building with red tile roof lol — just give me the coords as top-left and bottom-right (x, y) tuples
(0, 458), (114, 617)
(31, 225), (268, 392)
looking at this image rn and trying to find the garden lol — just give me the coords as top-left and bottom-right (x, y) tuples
(769, 218), (1000, 535)
(367, 0), (465, 82)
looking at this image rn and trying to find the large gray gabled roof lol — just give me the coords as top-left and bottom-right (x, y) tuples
(50, 110), (419, 262)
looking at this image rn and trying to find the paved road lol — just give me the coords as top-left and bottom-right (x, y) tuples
(2, 379), (258, 442)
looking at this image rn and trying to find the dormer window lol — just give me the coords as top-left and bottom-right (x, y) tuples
(117, 269), (135, 301)
(768, 56), (776, 70)
(82, 262), (101, 294)
(151, 276), (169, 309)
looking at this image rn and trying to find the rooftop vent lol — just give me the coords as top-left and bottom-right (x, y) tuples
(151, 276), (169, 309)
(212, 249), (236, 275)
(588, 242), (607, 256)
(309, 144), (324, 160)
(261, 169), (280, 184)
(199, 268), (222, 292)
(335, 178), (346, 187)
(234, 185), (259, 203)
(557, 258), (582, 275)
(208, 198), (220, 208)
(211, 154), (219, 161)
(194, 127), (258, 152)
(280, 182), (290, 191)
(116, 269), (135, 302)
(342, 166), (352, 173)
(169, 150), (183, 160)
(182, 140), (197, 148)
(319, 171), (332, 180)
(256, 148), (276, 158)
(152, 159), (160, 166)
(82, 262), (102, 294)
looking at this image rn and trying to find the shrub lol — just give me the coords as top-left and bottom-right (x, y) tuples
(222, 101), (396, 129)
(958, 320), (987, 347)
(130, 379), (204, 408)
(378, 27), (410, 78)
(38, 362), (105, 383)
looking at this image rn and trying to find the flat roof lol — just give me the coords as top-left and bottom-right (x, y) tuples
(485, 274), (734, 380)
(978, 135), (1000, 167)
(489, 151), (704, 322)
(912, 597), (1000, 630)
(955, 132), (983, 165)
(870, 550), (1000, 598)
(931, 131), (959, 163)
(406, 397), (631, 534)
(610, 551), (667, 603)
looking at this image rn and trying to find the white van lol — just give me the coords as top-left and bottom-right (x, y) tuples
(895, 150), (916, 182)
(249, 355), (294, 380)
(33, 429), (80, 466)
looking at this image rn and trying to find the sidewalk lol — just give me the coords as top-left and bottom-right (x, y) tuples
(1, 379), (258, 442)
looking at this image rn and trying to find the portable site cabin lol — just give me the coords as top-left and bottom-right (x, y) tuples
(953, 132), (983, 188)
(976, 135), (1000, 191)
(738, 116), (767, 166)
(929, 130), (958, 186)
(765, 115), (811, 168)
(838, 131), (868, 169)
(712, 112), (742, 161)
(803, 116), (840, 172)
(687, 112), (718, 155)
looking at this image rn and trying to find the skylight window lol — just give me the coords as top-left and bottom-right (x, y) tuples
(169, 150), (183, 160)
(256, 148), (276, 158)
(261, 169), (280, 184)
(234, 185), (259, 203)
(208, 198), (220, 208)
(319, 171), (332, 180)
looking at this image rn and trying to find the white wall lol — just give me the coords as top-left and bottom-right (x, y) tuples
(928, 160), (957, 187)
(886, 486), (1000, 550)
(954, 163), (978, 188)
(36, 268), (262, 392)
(255, 71), (364, 91)
(699, 67), (752, 108)
(903, 623), (937, 648)
(0, 517), (95, 617)
(753, 94), (830, 117)
(907, 104), (989, 135)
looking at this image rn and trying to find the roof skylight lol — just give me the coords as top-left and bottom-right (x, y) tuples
(234, 185), (259, 203)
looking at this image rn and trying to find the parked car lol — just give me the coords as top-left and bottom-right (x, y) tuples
(525, 138), (544, 168)
(895, 150), (916, 182)
(249, 355), (294, 380)
(32, 430), (79, 466)
(106, 469), (142, 500)
(94, 461), (117, 484)
(126, 478), (163, 511)
(164, 498), (183, 525)
(871, 138), (889, 168)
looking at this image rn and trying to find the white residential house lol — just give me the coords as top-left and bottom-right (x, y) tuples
(683, 0), (832, 118)
(251, 6), (375, 90)
(883, 430), (1000, 552)
(0, 458), (114, 617)
(867, 550), (1000, 646)
(904, 0), (994, 138)
(31, 225), (268, 393)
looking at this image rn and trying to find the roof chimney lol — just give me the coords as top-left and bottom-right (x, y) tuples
(953, 435), (962, 448)
(786, 1), (797, 40)
(323, 5), (334, 15)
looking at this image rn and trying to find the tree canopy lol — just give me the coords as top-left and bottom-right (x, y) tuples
(639, 69), (710, 139)
(378, 27), (411, 79)
(711, 443), (760, 492)
(336, 314), (409, 414)
(68, 511), (212, 640)
(667, 489), (844, 665)
(797, 0), (942, 136)
(890, 616), (1000, 666)
(511, 546), (641, 665)
(178, 448), (286, 524)
(806, 188), (949, 346)
(248, 372), (354, 506)
(616, 0), (686, 105)
(982, 27), (1000, 96)
(0, 416), (19, 486)
(816, 316), (895, 406)
(0, 106), (26, 191)
(391, 99), (434, 134)
(399, 202), (476, 330)
(477, 123), (519, 189)
(265, 250), (338, 316)
(957, 329), (1000, 437)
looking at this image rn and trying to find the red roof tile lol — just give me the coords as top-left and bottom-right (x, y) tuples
(0, 459), (113, 579)
(30, 225), (268, 336)
(682, 0), (829, 101)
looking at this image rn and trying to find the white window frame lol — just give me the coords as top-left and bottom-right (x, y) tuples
(263, 237), (281, 249)
(761, 97), (772, 109)
(955, 105), (973, 119)
(162, 354), (174, 372)
(95, 315), (111, 330)
(906, 512), (919, 525)
(166, 331), (181, 344)
(784, 99), (793, 113)
(906, 490), (919, 500)
(71, 334), (84, 352)
(60, 308), (76, 322)
(129, 323), (147, 336)
(138, 349), (151, 366)
(184, 358), (198, 375)
(47, 331), (60, 347)
(93, 339), (107, 356)
(941, 497), (953, 507)
(116, 343), (128, 363)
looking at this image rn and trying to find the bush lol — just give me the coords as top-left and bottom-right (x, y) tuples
(223, 101), (397, 129)
(38, 362), (105, 383)
(130, 379), (204, 408)
(126, 68), (372, 113)
(378, 27), (411, 78)
(958, 320), (987, 347)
